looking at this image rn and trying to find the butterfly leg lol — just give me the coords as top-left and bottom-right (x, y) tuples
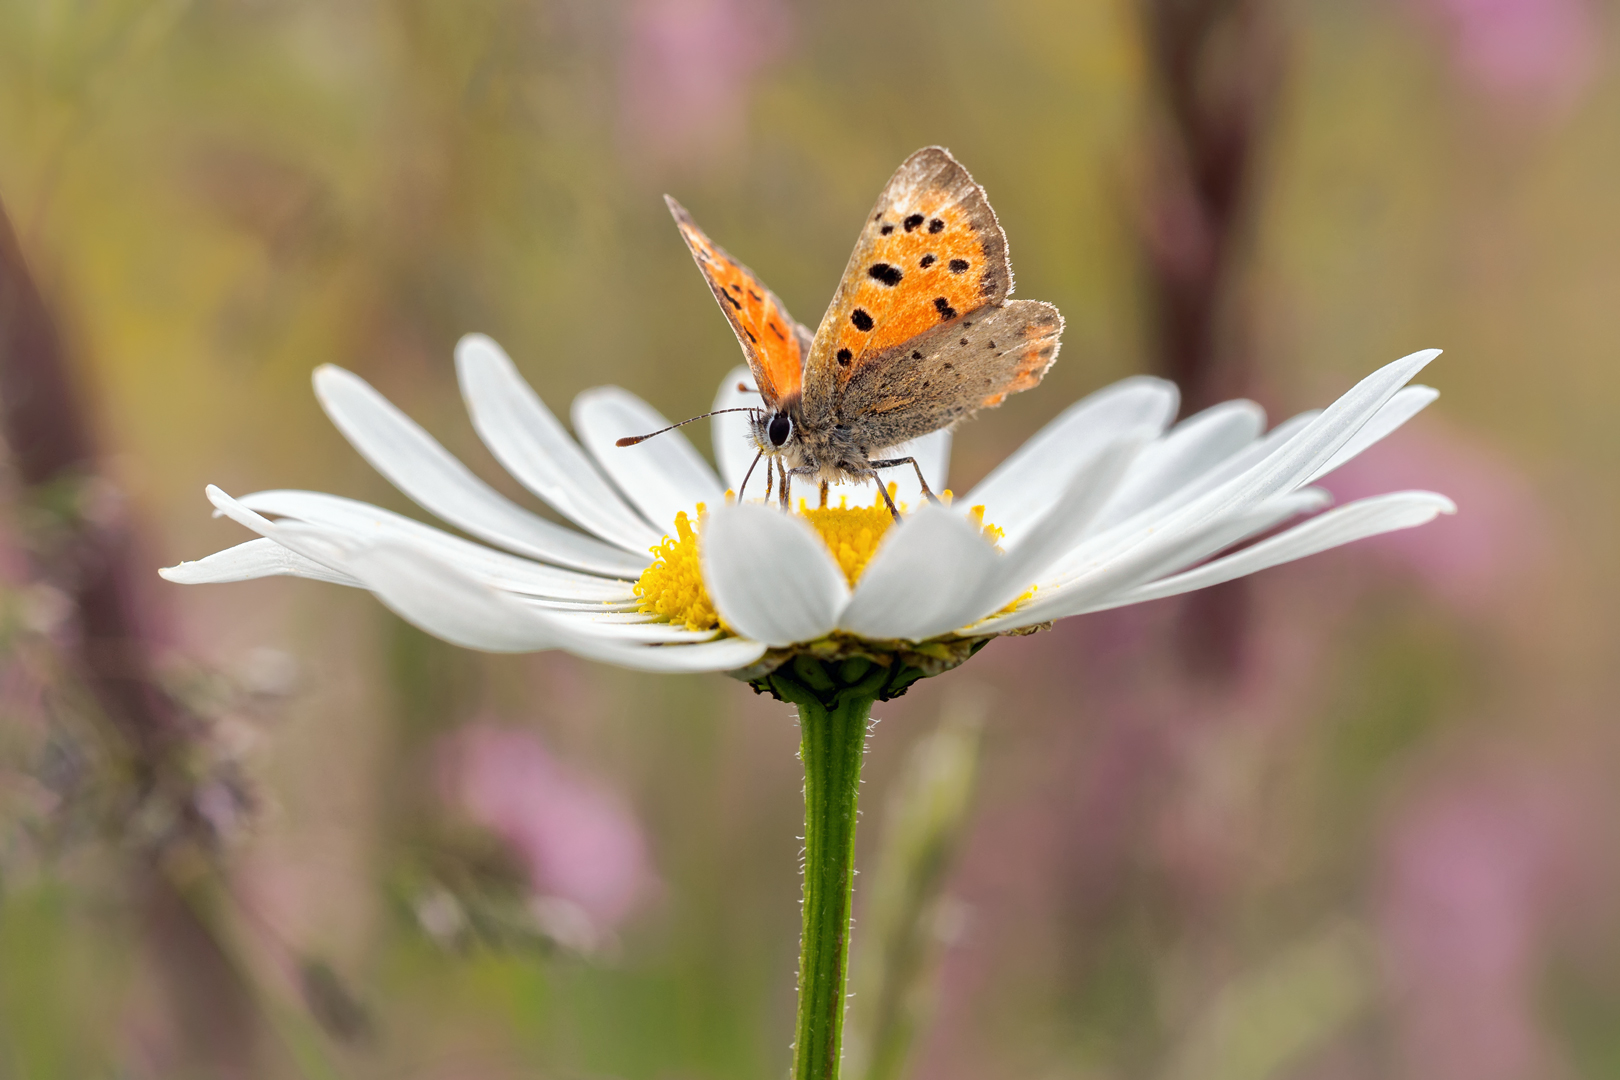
(777, 458), (792, 511)
(764, 457), (775, 504)
(868, 457), (942, 505)
(869, 475), (903, 522)
(781, 467), (826, 512)
(819, 480), (829, 509)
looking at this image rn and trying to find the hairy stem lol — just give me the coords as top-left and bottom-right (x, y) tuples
(771, 656), (888, 1080)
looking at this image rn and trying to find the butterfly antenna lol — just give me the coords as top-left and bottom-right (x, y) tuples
(615, 407), (758, 447)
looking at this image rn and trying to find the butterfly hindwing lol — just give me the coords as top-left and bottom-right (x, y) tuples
(666, 196), (811, 409)
(802, 147), (1013, 414)
(834, 300), (1063, 450)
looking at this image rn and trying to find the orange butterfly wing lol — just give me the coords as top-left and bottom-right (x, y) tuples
(802, 147), (1019, 410)
(666, 196), (812, 409)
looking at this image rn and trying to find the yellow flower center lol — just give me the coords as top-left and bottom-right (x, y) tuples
(633, 486), (1020, 634)
(633, 506), (721, 631)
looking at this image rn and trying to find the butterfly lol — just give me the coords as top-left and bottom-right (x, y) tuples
(623, 146), (1063, 519)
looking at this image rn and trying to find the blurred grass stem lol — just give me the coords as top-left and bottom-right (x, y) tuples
(846, 692), (984, 1080)
(770, 656), (889, 1080)
(0, 197), (262, 1077)
(1137, 0), (1285, 678)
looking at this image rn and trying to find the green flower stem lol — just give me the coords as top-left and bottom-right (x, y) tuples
(770, 655), (889, 1080)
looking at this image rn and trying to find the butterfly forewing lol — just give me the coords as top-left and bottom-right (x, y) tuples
(803, 147), (1013, 412)
(666, 196), (812, 409)
(663, 147), (1062, 496)
(835, 300), (1063, 450)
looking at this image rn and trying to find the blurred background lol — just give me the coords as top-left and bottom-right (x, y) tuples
(1, 0), (1618, 1077)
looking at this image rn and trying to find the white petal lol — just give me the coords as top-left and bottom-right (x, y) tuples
(335, 537), (571, 652)
(196, 487), (758, 668)
(1226, 486), (1336, 540)
(983, 349), (1443, 624)
(711, 364), (763, 493)
(964, 375), (1179, 538)
(840, 504), (1001, 642)
(1093, 352), (1435, 569)
(571, 635), (768, 673)
(237, 489), (636, 602)
(1090, 399), (1266, 532)
(203, 485), (365, 579)
(701, 503), (849, 647)
(160, 537), (363, 587)
(1118, 407), (1323, 529)
(313, 365), (645, 577)
(1305, 384), (1439, 484)
(1065, 408), (1321, 550)
(305, 535), (766, 671)
(538, 609), (722, 643)
(1097, 491), (1458, 609)
(967, 488), (1331, 635)
(1085, 486), (1335, 600)
(573, 386), (724, 534)
(978, 430), (1151, 612)
(455, 334), (664, 552)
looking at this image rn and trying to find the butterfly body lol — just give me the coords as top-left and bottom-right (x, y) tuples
(666, 147), (1062, 510)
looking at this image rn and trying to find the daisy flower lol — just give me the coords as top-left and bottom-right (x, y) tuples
(163, 332), (1450, 1080)
(163, 334), (1453, 691)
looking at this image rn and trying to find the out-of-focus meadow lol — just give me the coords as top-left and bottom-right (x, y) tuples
(2, 0), (1619, 1077)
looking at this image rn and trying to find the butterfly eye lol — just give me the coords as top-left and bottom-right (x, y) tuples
(768, 413), (793, 447)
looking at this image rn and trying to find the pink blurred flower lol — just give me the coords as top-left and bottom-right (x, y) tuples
(619, 0), (792, 168)
(1321, 421), (1547, 611)
(1407, 0), (1600, 113)
(1377, 770), (1577, 1080)
(437, 724), (652, 935)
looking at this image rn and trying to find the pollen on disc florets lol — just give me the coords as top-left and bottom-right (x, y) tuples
(633, 505), (723, 631)
(632, 486), (1013, 634)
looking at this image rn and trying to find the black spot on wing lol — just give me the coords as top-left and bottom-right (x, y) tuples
(928, 218), (945, 234)
(748, 288), (763, 301)
(851, 308), (875, 332)
(919, 254), (936, 268)
(867, 263), (903, 287)
(718, 288), (742, 311)
(911, 350), (922, 359)
(949, 258), (969, 273)
(880, 224), (895, 235)
(933, 297), (957, 321)
(904, 213), (925, 232)
(836, 348), (852, 365)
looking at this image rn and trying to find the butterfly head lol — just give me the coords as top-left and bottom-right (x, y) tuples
(756, 410), (793, 451)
